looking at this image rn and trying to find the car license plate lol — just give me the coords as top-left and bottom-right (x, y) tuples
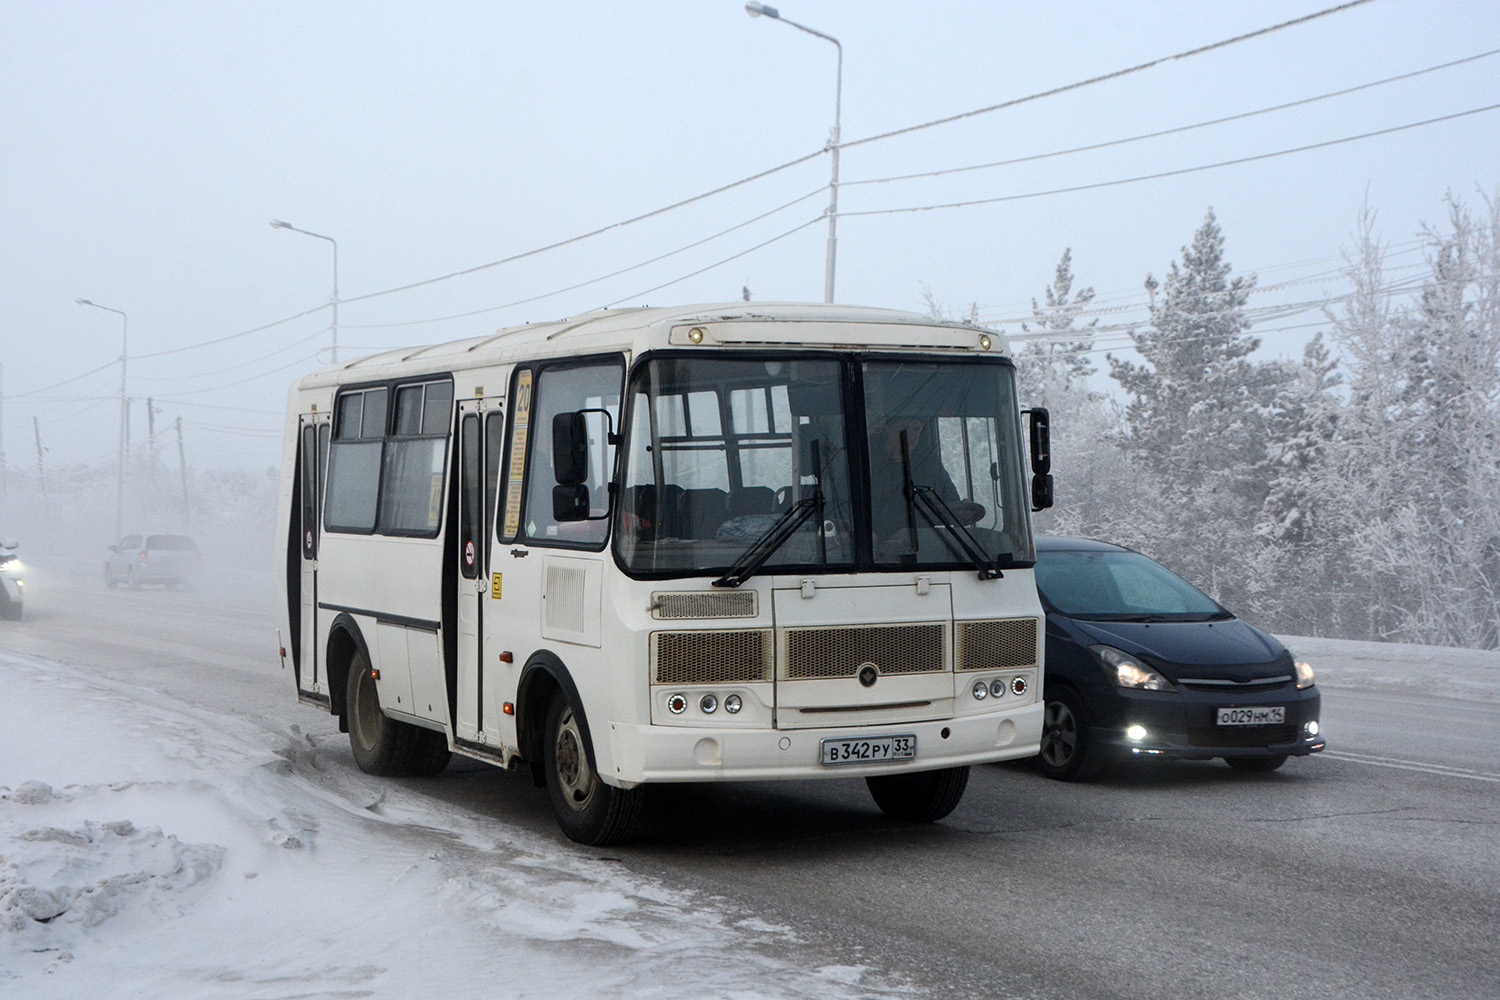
(1217, 706), (1285, 726)
(820, 734), (916, 766)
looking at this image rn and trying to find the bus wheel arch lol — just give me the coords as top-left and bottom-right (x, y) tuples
(517, 651), (595, 779)
(324, 614), (369, 728)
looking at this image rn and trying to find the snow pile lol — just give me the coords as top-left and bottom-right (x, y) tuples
(0, 651), (907, 999)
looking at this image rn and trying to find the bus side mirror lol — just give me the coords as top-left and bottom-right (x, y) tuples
(552, 411), (589, 485)
(1031, 474), (1054, 511)
(1025, 408), (1053, 511)
(1026, 407), (1051, 475)
(553, 484), (591, 522)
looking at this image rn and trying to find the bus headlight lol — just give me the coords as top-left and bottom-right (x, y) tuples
(699, 694), (718, 714)
(971, 680), (989, 700)
(724, 694), (743, 714)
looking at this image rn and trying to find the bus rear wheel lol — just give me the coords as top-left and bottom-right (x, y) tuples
(866, 765), (970, 823)
(544, 691), (643, 845)
(345, 650), (451, 777)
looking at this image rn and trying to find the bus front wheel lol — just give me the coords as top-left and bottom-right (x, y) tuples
(345, 650), (451, 777)
(543, 691), (643, 845)
(866, 765), (970, 823)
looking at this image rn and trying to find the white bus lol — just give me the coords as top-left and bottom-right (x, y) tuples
(276, 303), (1054, 844)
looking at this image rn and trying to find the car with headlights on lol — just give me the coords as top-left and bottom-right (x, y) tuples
(0, 538), (22, 619)
(1033, 536), (1324, 780)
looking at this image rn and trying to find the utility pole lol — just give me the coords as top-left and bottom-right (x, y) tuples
(33, 417), (45, 501)
(176, 416), (190, 526)
(74, 298), (128, 536)
(147, 398), (157, 488)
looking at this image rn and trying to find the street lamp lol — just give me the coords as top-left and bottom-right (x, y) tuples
(746, 1), (842, 303)
(74, 297), (129, 537)
(270, 219), (340, 364)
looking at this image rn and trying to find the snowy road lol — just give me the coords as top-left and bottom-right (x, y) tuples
(3, 571), (1498, 1000)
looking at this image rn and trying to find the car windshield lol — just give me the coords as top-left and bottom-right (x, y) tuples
(613, 353), (1034, 578)
(1035, 549), (1227, 620)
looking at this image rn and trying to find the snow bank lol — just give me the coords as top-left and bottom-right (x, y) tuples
(0, 651), (909, 999)
(1278, 634), (1500, 703)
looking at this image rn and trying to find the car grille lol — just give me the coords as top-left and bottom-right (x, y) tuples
(1186, 724), (1298, 748)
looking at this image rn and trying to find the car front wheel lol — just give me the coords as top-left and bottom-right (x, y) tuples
(1037, 687), (1102, 781)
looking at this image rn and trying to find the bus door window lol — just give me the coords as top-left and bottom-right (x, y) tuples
(521, 360), (623, 548)
(459, 413), (482, 579)
(484, 412), (504, 564)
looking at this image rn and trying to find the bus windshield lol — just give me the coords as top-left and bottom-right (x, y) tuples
(614, 353), (1034, 577)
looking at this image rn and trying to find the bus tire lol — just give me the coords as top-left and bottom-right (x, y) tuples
(544, 690), (643, 845)
(866, 765), (969, 823)
(345, 649), (451, 777)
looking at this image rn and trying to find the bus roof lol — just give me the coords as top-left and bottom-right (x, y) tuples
(291, 302), (1008, 389)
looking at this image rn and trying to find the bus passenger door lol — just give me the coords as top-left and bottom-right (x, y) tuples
(296, 412), (330, 700)
(455, 396), (504, 746)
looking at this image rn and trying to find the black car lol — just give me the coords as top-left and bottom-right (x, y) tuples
(1034, 536), (1325, 780)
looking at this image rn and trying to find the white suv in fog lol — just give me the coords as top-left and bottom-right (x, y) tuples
(104, 533), (202, 590)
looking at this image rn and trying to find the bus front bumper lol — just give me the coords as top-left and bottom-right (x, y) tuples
(603, 702), (1043, 785)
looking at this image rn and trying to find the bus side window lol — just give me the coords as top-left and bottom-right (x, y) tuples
(484, 412), (504, 563)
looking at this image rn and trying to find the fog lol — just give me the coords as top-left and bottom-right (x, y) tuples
(4, 1), (1499, 642)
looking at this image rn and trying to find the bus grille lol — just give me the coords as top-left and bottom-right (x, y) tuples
(781, 623), (948, 680)
(651, 591), (759, 620)
(652, 629), (773, 684)
(956, 618), (1039, 671)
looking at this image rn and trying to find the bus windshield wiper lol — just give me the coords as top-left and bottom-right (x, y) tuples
(713, 490), (824, 588)
(898, 430), (1002, 580)
(909, 486), (1004, 580)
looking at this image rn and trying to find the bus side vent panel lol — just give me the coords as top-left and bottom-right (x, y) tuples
(956, 618), (1040, 671)
(652, 629), (773, 684)
(651, 591), (759, 620)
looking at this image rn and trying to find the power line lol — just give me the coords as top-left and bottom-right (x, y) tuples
(840, 0), (1379, 151)
(338, 149), (829, 309)
(845, 47), (1500, 189)
(343, 186), (828, 330)
(841, 103), (1500, 220)
(602, 216), (825, 308)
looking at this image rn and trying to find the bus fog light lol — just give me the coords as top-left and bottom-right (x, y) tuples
(971, 680), (989, 700)
(700, 694), (718, 714)
(724, 694), (743, 714)
(1126, 724), (1148, 741)
(989, 679), (1006, 698)
(1010, 676), (1028, 696)
(1305, 720), (1319, 736)
(667, 694), (687, 715)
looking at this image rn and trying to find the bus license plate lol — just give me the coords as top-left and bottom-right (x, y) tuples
(1217, 706), (1285, 726)
(820, 734), (917, 766)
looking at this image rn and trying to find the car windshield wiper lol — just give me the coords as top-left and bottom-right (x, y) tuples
(712, 490), (823, 588)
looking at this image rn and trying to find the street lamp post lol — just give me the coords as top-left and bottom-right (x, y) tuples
(74, 297), (129, 537)
(270, 219), (340, 364)
(746, 1), (842, 304)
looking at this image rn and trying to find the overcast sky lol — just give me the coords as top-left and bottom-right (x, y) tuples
(3, 0), (1498, 472)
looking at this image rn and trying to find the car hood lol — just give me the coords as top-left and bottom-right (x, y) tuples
(1069, 617), (1288, 680)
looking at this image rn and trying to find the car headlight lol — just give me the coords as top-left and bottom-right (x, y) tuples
(1090, 645), (1175, 691)
(1294, 659), (1315, 690)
